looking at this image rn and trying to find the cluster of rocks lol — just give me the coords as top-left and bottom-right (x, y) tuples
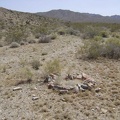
(44, 73), (96, 94)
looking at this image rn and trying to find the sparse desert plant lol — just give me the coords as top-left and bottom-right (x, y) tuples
(82, 26), (100, 39)
(0, 42), (3, 47)
(58, 29), (66, 35)
(50, 33), (57, 40)
(5, 26), (27, 44)
(66, 28), (80, 36)
(28, 39), (36, 44)
(100, 31), (108, 38)
(44, 59), (62, 75)
(17, 67), (33, 81)
(93, 36), (103, 42)
(38, 36), (51, 43)
(31, 59), (40, 70)
(9, 42), (20, 48)
(35, 33), (41, 39)
(20, 40), (27, 45)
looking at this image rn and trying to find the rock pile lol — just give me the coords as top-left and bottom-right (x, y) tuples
(44, 73), (96, 94)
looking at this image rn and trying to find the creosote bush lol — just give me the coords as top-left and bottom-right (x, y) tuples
(79, 38), (120, 59)
(6, 26), (27, 44)
(50, 33), (57, 40)
(44, 59), (62, 75)
(31, 60), (40, 70)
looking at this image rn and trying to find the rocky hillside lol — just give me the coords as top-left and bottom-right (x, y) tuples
(37, 9), (120, 23)
(0, 7), (65, 45)
(0, 7), (62, 29)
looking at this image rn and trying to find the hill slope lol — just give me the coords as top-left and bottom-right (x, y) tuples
(0, 7), (62, 29)
(37, 9), (120, 23)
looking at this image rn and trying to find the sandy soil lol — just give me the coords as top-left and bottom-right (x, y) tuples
(0, 35), (120, 120)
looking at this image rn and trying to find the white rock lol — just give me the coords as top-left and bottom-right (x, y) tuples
(13, 87), (22, 91)
(76, 74), (82, 79)
(32, 96), (39, 100)
(101, 108), (107, 113)
(74, 85), (79, 93)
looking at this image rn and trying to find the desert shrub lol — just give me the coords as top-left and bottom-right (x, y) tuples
(20, 41), (27, 45)
(104, 38), (120, 59)
(35, 33), (41, 39)
(31, 60), (40, 70)
(38, 36), (51, 43)
(0, 42), (3, 47)
(100, 31), (108, 38)
(28, 39), (36, 44)
(93, 36), (103, 42)
(58, 29), (66, 35)
(82, 26), (101, 39)
(16, 67), (33, 81)
(9, 42), (20, 48)
(5, 26), (27, 44)
(32, 25), (48, 36)
(50, 33), (57, 40)
(66, 28), (80, 36)
(44, 59), (62, 75)
(79, 38), (120, 59)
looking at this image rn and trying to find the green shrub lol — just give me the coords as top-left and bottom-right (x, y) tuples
(50, 34), (57, 40)
(35, 33), (41, 39)
(104, 38), (120, 59)
(79, 38), (120, 59)
(93, 36), (103, 41)
(6, 26), (27, 44)
(44, 59), (62, 75)
(9, 42), (20, 48)
(82, 26), (101, 39)
(31, 60), (40, 70)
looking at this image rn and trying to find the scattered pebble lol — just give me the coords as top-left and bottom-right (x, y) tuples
(13, 87), (22, 91)
(32, 96), (39, 100)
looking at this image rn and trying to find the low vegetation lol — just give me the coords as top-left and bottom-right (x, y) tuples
(78, 38), (120, 59)
(31, 59), (40, 70)
(44, 59), (62, 75)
